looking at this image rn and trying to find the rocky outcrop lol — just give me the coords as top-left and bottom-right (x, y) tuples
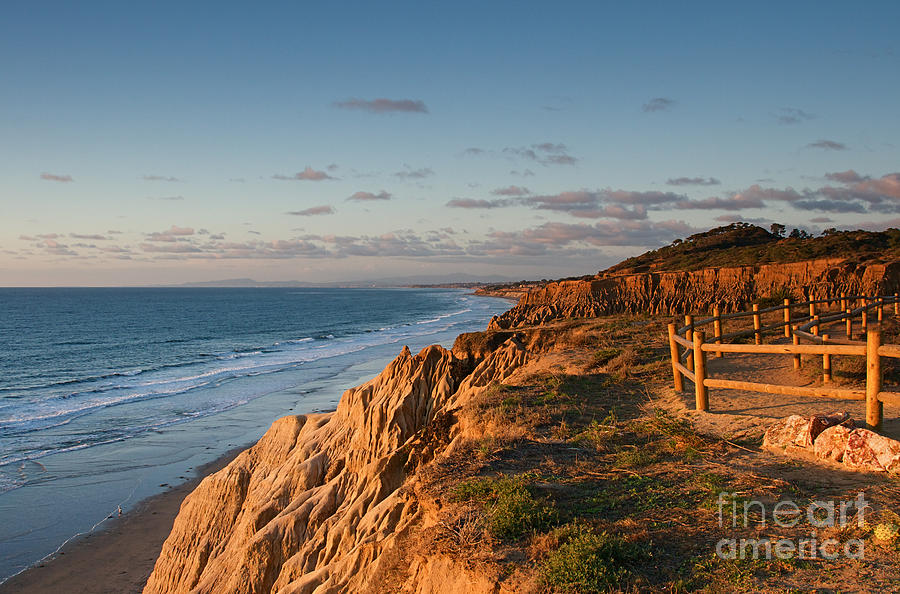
(762, 413), (900, 473)
(489, 259), (900, 329)
(144, 339), (527, 594)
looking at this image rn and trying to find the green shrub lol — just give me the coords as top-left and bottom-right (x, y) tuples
(452, 475), (556, 540)
(542, 526), (647, 592)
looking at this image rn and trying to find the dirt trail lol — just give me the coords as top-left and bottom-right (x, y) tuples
(662, 337), (900, 441)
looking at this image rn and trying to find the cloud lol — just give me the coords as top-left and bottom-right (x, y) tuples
(333, 98), (428, 114)
(70, 233), (110, 240)
(462, 147), (485, 156)
(446, 198), (513, 209)
(511, 169), (535, 177)
(286, 205), (335, 216)
(393, 167), (434, 180)
(40, 173), (73, 183)
(825, 170), (866, 184)
(273, 167), (336, 181)
(146, 225), (195, 242)
(666, 177), (721, 186)
(143, 174), (183, 182)
(147, 195), (185, 201)
(671, 172), (900, 214)
(503, 142), (578, 166)
(806, 139), (848, 151)
(809, 216), (834, 223)
(642, 97), (675, 112)
(674, 194), (766, 211)
(491, 185), (531, 196)
(775, 107), (815, 125)
(347, 191), (392, 201)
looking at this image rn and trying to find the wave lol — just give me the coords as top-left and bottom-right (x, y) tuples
(0, 293), (501, 473)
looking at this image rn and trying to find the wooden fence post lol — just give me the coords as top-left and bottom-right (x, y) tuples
(693, 330), (709, 411)
(792, 326), (801, 370)
(783, 298), (791, 338)
(846, 308), (853, 339)
(894, 293), (898, 316)
(822, 334), (831, 383)
(667, 323), (683, 392)
(684, 314), (694, 371)
(840, 292), (847, 312)
(809, 301), (816, 319)
(752, 303), (761, 345)
(867, 326), (883, 431)
(713, 306), (723, 358)
(861, 308), (868, 335)
(812, 314), (820, 336)
(878, 300), (884, 323)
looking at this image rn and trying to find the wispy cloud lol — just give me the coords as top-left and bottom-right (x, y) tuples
(642, 97), (675, 112)
(503, 142), (578, 166)
(775, 107), (815, 125)
(146, 225), (195, 242)
(286, 205), (335, 216)
(825, 169), (866, 183)
(666, 177), (721, 186)
(347, 191), (392, 201)
(333, 98), (428, 114)
(40, 173), (73, 183)
(273, 167), (336, 181)
(143, 174), (183, 182)
(147, 195), (185, 201)
(393, 167), (434, 180)
(806, 139), (848, 151)
(70, 233), (110, 240)
(491, 185), (531, 196)
(446, 198), (513, 209)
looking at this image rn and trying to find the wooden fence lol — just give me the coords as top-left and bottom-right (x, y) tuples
(667, 293), (900, 431)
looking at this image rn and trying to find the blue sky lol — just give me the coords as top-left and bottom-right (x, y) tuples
(2, 1), (899, 285)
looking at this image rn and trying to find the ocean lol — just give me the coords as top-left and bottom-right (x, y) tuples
(0, 287), (510, 581)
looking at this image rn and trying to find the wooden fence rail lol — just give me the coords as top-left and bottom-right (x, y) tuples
(667, 293), (900, 431)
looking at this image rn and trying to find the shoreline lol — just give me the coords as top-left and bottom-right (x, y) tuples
(0, 446), (246, 594)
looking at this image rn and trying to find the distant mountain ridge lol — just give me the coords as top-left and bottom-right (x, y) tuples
(171, 273), (520, 288)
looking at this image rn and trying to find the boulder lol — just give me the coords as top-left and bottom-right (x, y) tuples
(762, 415), (810, 450)
(843, 429), (900, 473)
(798, 411), (853, 447)
(814, 425), (852, 462)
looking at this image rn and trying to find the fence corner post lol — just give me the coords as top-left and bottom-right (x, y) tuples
(667, 322), (683, 392)
(693, 330), (708, 411)
(822, 334), (831, 383)
(867, 326), (883, 431)
(792, 326), (801, 370)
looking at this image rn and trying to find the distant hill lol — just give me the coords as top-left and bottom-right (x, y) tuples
(604, 222), (900, 274)
(173, 273), (520, 288)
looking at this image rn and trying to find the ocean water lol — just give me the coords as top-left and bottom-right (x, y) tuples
(0, 287), (510, 581)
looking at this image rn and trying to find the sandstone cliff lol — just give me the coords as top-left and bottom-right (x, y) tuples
(144, 339), (527, 594)
(488, 258), (900, 330)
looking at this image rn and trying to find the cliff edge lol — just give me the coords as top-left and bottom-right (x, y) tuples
(144, 339), (527, 593)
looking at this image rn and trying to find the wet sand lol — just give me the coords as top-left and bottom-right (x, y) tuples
(0, 447), (244, 594)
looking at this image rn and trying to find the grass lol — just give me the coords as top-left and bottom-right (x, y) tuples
(452, 474), (557, 540)
(541, 525), (648, 593)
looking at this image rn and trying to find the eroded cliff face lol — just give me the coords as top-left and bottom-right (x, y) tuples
(144, 339), (527, 594)
(489, 259), (900, 329)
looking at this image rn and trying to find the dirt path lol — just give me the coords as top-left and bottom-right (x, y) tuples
(661, 338), (900, 441)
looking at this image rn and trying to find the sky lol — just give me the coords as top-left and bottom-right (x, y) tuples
(2, 1), (899, 286)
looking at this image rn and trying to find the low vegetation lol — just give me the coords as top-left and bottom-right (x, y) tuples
(419, 315), (900, 592)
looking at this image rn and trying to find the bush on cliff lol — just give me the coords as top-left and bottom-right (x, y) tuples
(541, 525), (647, 592)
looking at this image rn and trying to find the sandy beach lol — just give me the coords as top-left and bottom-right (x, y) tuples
(0, 448), (244, 594)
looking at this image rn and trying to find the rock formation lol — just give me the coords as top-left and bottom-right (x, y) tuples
(488, 259), (900, 329)
(762, 413), (900, 473)
(143, 339), (527, 594)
